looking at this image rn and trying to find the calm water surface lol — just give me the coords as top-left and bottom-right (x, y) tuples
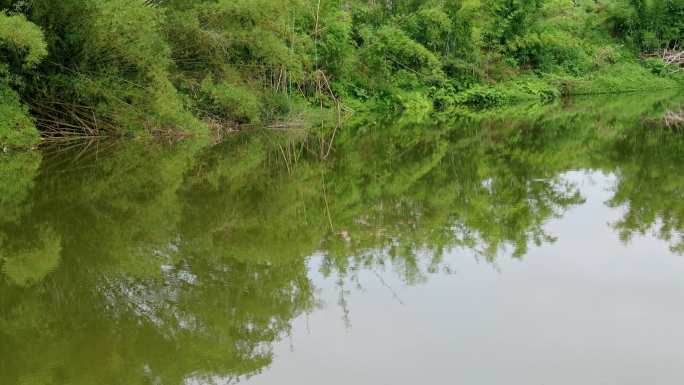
(2, 94), (684, 384)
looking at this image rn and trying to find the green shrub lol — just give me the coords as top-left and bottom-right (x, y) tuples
(608, 0), (684, 51)
(0, 83), (39, 147)
(508, 30), (591, 75)
(360, 26), (445, 84)
(0, 12), (47, 68)
(643, 57), (669, 75)
(201, 78), (262, 124)
(0, 12), (46, 147)
(400, 2), (474, 60)
(484, 0), (546, 46)
(562, 62), (680, 95)
(455, 85), (515, 107)
(261, 93), (294, 122)
(593, 46), (622, 68)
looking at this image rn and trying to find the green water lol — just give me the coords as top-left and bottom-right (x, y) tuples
(2, 93), (684, 384)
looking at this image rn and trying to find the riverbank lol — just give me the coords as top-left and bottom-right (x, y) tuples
(1, 1), (683, 149)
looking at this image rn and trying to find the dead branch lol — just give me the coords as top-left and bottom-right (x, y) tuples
(664, 109), (684, 128)
(645, 48), (684, 72)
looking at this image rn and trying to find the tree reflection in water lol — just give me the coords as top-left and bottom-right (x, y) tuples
(1, 92), (684, 384)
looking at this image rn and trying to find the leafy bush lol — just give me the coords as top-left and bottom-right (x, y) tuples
(608, 0), (684, 51)
(508, 30), (591, 75)
(643, 57), (669, 75)
(562, 62), (680, 94)
(0, 12), (46, 147)
(0, 12), (47, 68)
(400, 2), (474, 59)
(200, 78), (262, 124)
(0, 84), (39, 147)
(593, 46), (622, 68)
(359, 25), (445, 84)
(455, 85), (516, 106)
(484, 0), (546, 46)
(23, 0), (203, 135)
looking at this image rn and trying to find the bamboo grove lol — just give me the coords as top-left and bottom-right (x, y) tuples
(1, 0), (683, 147)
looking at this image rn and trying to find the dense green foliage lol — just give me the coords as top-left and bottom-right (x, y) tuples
(0, 0), (683, 147)
(608, 0), (684, 51)
(0, 11), (46, 146)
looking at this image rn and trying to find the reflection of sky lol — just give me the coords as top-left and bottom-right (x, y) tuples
(248, 171), (684, 385)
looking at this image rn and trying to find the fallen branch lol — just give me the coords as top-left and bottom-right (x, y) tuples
(664, 109), (684, 128)
(645, 48), (684, 72)
(661, 48), (684, 67)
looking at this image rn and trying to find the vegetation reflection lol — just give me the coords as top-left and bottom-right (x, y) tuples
(1, 92), (684, 383)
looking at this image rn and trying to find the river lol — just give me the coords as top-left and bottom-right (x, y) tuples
(1, 92), (684, 384)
